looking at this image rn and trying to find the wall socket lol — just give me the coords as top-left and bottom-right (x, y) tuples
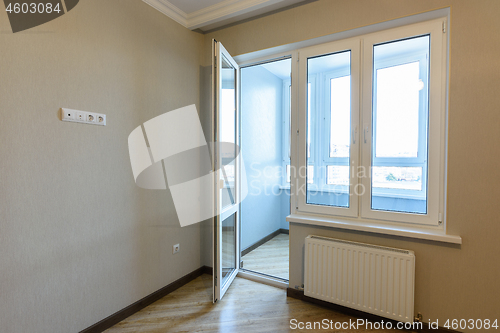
(61, 108), (106, 126)
(172, 244), (180, 254)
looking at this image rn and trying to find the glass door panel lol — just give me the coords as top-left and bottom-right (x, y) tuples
(221, 213), (236, 288)
(213, 40), (240, 302)
(220, 56), (237, 210)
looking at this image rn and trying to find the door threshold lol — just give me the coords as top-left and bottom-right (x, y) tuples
(237, 270), (289, 289)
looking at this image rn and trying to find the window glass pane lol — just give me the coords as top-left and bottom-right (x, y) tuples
(371, 36), (429, 214)
(307, 165), (314, 184)
(327, 165), (349, 186)
(306, 51), (350, 208)
(330, 76), (351, 158)
(221, 56), (237, 209)
(372, 166), (422, 190)
(375, 62), (420, 158)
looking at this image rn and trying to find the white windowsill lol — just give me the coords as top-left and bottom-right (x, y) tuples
(286, 213), (462, 244)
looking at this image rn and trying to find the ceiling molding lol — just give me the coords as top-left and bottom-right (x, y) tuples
(142, 0), (188, 28)
(188, 0), (282, 30)
(143, 0), (296, 31)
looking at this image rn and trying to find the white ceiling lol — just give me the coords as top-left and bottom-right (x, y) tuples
(142, 0), (308, 32)
(168, 0), (225, 14)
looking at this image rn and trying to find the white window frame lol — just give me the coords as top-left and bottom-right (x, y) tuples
(360, 18), (446, 226)
(297, 38), (361, 218)
(233, 9), (457, 241)
(282, 79), (291, 186)
(294, 18), (446, 227)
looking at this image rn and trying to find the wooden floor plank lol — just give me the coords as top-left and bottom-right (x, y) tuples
(241, 233), (289, 280)
(105, 274), (410, 333)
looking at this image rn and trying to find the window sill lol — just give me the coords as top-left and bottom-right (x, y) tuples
(286, 213), (462, 244)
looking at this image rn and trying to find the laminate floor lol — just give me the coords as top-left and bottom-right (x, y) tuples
(104, 274), (412, 333)
(241, 233), (289, 280)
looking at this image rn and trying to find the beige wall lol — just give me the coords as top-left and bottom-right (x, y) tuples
(206, 0), (500, 329)
(0, 1), (203, 332)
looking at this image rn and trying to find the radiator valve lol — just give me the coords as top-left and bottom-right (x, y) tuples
(414, 312), (423, 323)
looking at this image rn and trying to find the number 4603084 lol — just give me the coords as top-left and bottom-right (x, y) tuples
(444, 319), (498, 330)
(6, 2), (61, 14)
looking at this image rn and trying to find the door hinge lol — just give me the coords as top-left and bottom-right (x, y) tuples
(240, 260), (244, 268)
(442, 21), (446, 33)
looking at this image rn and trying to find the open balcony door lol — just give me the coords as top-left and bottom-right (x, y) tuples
(212, 40), (240, 303)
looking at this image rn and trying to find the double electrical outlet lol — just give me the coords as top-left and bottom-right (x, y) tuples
(61, 108), (106, 126)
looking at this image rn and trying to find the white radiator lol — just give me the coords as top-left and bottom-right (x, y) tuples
(304, 235), (415, 323)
